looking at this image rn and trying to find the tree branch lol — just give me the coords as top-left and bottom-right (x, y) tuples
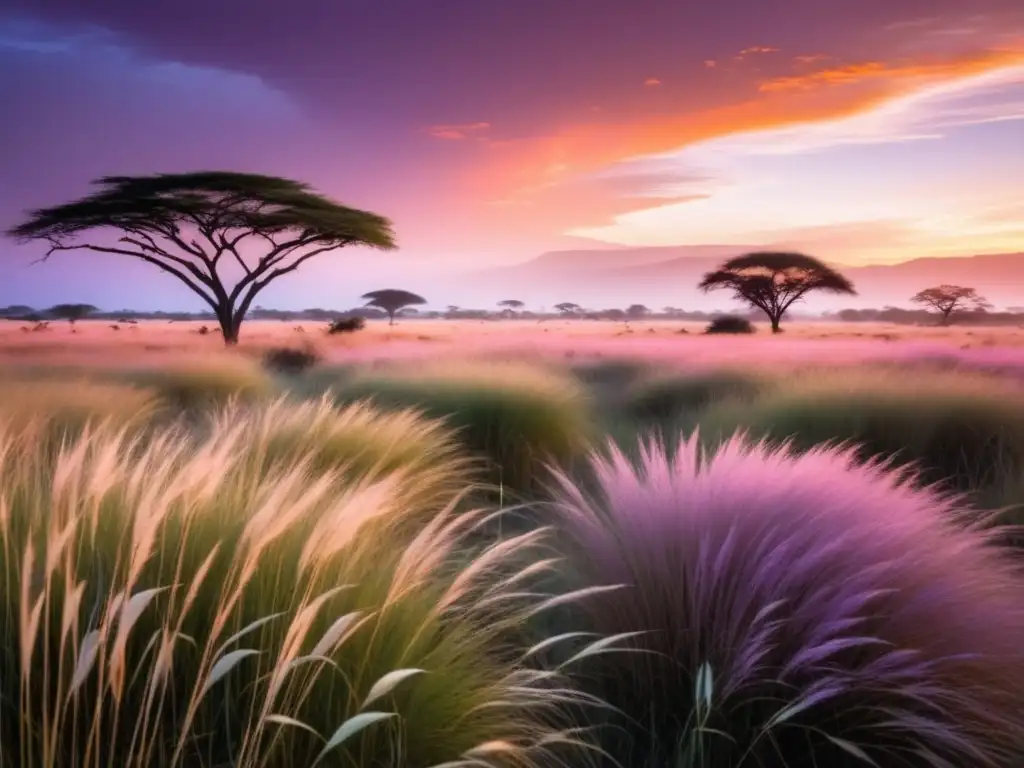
(39, 240), (220, 312)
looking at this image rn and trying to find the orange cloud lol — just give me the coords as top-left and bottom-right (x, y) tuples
(738, 46), (780, 56)
(427, 121), (491, 140)
(760, 48), (1024, 92)
(704, 59), (717, 68)
(458, 44), (1024, 237)
(644, 77), (662, 87)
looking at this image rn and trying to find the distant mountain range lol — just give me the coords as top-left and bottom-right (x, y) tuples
(463, 247), (1024, 310)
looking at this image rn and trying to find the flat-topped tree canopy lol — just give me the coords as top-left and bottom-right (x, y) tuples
(6, 171), (396, 343)
(699, 251), (855, 333)
(361, 288), (426, 325)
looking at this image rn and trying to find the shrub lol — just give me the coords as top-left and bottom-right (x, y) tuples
(624, 369), (765, 423)
(334, 362), (594, 497)
(328, 316), (366, 334)
(548, 433), (1024, 767)
(114, 357), (277, 411)
(697, 368), (1024, 496)
(261, 345), (321, 375)
(705, 315), (755, 334)
(0, 414), (588, 768)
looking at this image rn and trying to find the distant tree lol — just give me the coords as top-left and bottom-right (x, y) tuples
(699, 251), (856, 333)
(498, 299), (525, 311)
(626, 304), (650, 320)
(910, 285), (992, 326)
(361, 289), (426, 325)
(7, 172), (395, 345)
(555, 302), (582, 317)
(0, 304), (35, 318)
(48, 303), (98, 327)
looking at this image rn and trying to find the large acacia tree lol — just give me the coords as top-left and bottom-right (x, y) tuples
(699, 251), (856, 333)
(6, 172), (396, 344)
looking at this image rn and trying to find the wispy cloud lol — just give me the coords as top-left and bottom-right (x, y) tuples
(567, 61), (1024, 261)
(644, 77), (662, 87)
(704, 63), (1024, 157)
(738, 46), (780, 57)
(427, 121), (491, 140)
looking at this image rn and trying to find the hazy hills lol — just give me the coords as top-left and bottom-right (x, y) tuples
(464, 247), (1024, 311)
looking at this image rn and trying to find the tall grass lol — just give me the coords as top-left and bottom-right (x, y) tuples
(204, 395), (474, 528)
(0, 410), (595, 768)
(332, 362), (594, 497)
(697, 367), (1024, 496)
(622, 369), (766, 424)
(114, 356), (277, 410)
(548, 432), (1024, 767)
(0, 377), (161, 437)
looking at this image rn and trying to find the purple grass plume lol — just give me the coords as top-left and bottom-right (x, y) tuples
(548, 432), (1024, 768)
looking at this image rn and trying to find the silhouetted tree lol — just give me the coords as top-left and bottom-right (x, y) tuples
(555, 302), (582, 317)
(48, 303), (98, 326)
(498, 299), (525, 317)
(699, 251), (856, 333)
(910, 285), (992, 326)
(361, 288), (427, 325)
(626, 304), (650, 320)
(7, 172), (395, 344)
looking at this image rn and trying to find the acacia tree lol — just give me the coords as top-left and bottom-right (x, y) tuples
(910, 285), (991, 326)
(48, 303), (98, 327)
(6, 172), (396, 344)
(626, 304), (650, 320)
(699, 251), (856, 333)
(361, 288), (426, 325)
(554, 302), (582, 317)
(498, 299), (525, 317)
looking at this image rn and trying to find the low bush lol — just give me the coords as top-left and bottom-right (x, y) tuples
(328, 316), (366, 334)
(0, 414), (589, 768)
(705, 315), (755, 334)
(548, 433), (1024, 767)
(697, 368), (1024, 496)
(334, 362), (594, 497)
(624, 369), (766, 424)
(261, 345), (321, 375)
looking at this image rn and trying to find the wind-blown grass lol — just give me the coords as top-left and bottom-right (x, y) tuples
(548, 433), (1024, 767)
(0, 377), (161, 437)
(697, 368), (1024, 496)
(203, 395), (474, 528)
(0, 411), (595, 768)
(113, 356), (277, 410)
(332, 362), (594, 497)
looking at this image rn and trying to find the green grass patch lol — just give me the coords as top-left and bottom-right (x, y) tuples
(697, 367), (1024, 497)
(331, 362), (595, 498)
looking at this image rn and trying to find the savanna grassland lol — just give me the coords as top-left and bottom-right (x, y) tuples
(5, 316), (1024, 768)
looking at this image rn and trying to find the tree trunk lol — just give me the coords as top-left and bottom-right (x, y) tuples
(217, 311), (241, 345)
(770, 316), (782, 333)
(388, 312), (395, 326)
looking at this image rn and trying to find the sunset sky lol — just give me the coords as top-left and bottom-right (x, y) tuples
(1, 0), (1022, 310)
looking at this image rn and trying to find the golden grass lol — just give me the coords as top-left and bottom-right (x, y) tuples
(0, 405), (598, 768)
(0, 377), (161, 435)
